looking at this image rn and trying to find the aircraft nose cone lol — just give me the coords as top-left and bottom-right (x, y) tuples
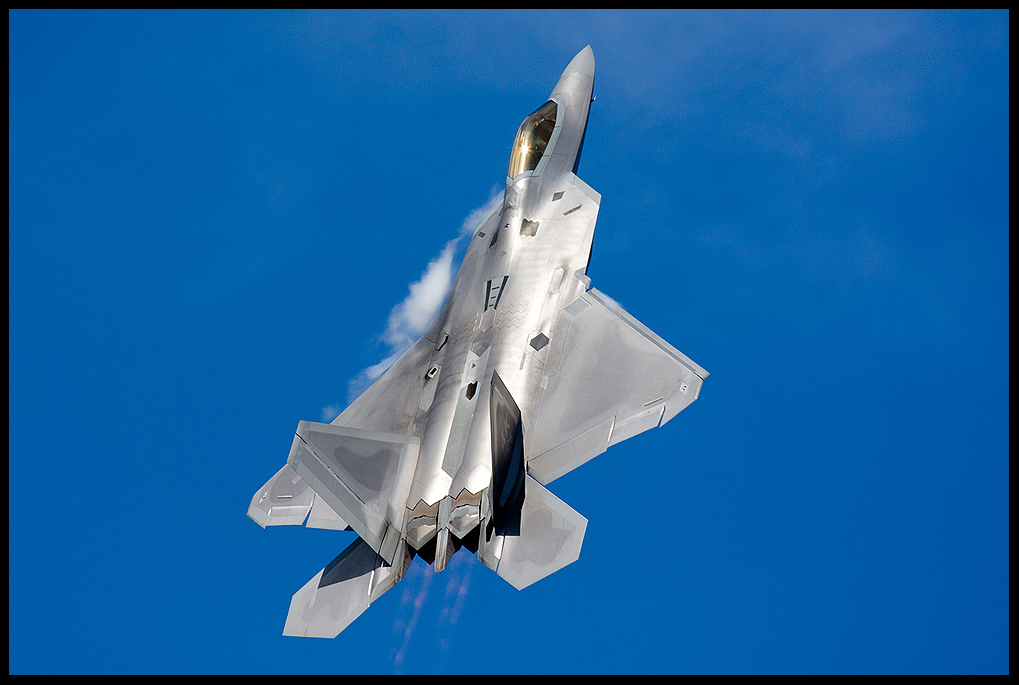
(552, 46), (595, 105)
(560, 45), (595, 80)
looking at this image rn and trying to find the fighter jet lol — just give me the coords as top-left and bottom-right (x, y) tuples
(248, 46), (708, 638)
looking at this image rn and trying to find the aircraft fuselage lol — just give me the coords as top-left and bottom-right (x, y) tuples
(249, 46), (708, 637)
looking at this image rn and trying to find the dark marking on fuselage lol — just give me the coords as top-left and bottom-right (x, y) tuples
(484, 276), (509, 311)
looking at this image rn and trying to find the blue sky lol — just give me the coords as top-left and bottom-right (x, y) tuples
(9, 10), (1008, 674)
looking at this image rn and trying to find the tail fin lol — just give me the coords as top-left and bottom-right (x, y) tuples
(479, 371), (589, 589)
(286, 421), (420, 564)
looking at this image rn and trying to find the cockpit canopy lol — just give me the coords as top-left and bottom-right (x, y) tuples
(508, 100), (558, 179)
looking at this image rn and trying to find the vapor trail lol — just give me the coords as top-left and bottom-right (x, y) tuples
(336, 190), (504, 412)
(391, 560), (433, 674)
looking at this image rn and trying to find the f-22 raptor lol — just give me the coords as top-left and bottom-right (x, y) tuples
(248, 46), (708, 638)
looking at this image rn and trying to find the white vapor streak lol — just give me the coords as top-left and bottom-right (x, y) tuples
(439, 553), (473, 631)
(391, 562), (432, 674)
(342, 190), (504, 407)
(382, 242), (457, 350)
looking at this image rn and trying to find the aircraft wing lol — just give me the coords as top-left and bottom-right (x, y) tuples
(247, 334), (436, 531)
(332, 333), (438, 435)
(524, 288), (708, 485)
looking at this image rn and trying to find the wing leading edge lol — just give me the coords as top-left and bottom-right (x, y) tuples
(525, 288), (708, 485)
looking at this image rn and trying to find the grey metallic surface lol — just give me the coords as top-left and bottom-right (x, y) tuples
(248, 46), (708, 637)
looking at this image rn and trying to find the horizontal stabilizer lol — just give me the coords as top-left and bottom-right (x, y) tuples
(283, 537), (405, 638)
(487, 475), (588, 590)
(287, 421), (420, 564)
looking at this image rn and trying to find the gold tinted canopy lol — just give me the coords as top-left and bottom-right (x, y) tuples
(508, 100), (557, 179)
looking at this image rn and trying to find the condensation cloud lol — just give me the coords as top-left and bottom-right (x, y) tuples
(336, 190), (504, 412)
